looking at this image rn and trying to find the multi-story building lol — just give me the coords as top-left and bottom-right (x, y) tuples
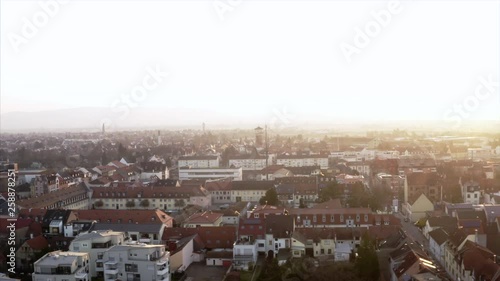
(32, 251), (90, 281)
(178, 167), (242, 181)
(230, 181), (274, 203)
(178, 155), (220, 168)
(17, 183), (91, 210)
(91, 181), (211, 211)
(103, 243), (170, 281)
(204, 179), (233, 204)
(228, 155), (271, 171)
(68, 230), (127, 278)
(404, 172), (442, 203)
(276, 154), (329, 169)
(459, 179), (481, 205)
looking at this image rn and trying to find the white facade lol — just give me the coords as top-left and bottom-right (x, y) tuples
(228, 158), (269, 171)
(233, 240), (258, 270)
(33, 251), (90, 281)
(276, 156), (329, 169)
(178, 157), (220, 168)
(103, 243), (170, 281)
(179, 167), (242, 181)
(69, 231), (126, 278)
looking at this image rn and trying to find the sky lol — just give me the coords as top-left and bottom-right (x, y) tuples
(1, 0), (499, 129)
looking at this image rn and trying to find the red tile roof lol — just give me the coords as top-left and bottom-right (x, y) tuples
(74, 209), (173, 225)
(26, 235), (49, 250)
(163, 226), (237, 249)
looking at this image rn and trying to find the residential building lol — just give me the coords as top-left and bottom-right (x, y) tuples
(32, 251), (89, 281)
(183, 211), (223, 228)
(205, 179), (233, 205)
(460, 179), (482, 204)
(230, 181), (274, 203)
(91, 181), (211, 211)
(402, 193), (434, 222)
(178, 167), (242, 181)
(103, 243), (170, 281)
(178, 155), (220, 168)
(276, 154), (329, 169)
(404, 173), (442, 203)
(68, 230), (126, 278)
(17, 183), (91, 210)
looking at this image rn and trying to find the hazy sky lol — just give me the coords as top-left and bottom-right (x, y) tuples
(1, 0), (499, 126)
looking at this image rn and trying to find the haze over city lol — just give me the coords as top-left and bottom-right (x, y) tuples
(1, 1), (499, 132)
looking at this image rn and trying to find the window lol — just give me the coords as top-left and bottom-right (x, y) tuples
(330, 215), (334, 222)
(313, 215), (317, 222)
(322, 215), (326, 223)
(340, 215), (344, 222)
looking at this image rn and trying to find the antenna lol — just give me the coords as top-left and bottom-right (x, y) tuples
(265, 125), (269, 180)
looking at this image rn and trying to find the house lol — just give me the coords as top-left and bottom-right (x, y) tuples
(449, 240), (500, 281)
(139, 161), (168, 182)
(238, 218), (266, 253)
(389, 243), (435, 281)
(41, 210), (78, 236)
(290, 204), (375, 228)
(102, 243), (170, 281)
(444, 202), (474, 217)
(183, 211), (223, 228)
(402, 193), (434, 223)
(264, 215), (294, 259)
(15, 235), (49, 272)
(258, 165), (292, 181)
(423, 216), (457, 239)
(247, 205), (288, 219)
(428, 228), (449, 265)
(233, 237), (258, 270)
(32, 251), (90, 281)
(205, 179), (233, 204)
(404, 172), (442, 203)
(460, 179), (482, 204)
(68, 230), (126, 278)
(231, 181), (274, 203)
(165, 234), (197, 273)
(163, 226), (237, 250)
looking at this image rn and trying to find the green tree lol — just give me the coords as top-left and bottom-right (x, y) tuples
(354, 234), (380, 281)
(259, 188), (279, 205)
(318, 181), (342, 202)
(126, 200), (135, 208)
(140, 199), (150, 208)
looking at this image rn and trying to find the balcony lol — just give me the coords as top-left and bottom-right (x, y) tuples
(104, 267), (119, 275)
(157, 265), (169, 275)
(157, 276), (169, 281)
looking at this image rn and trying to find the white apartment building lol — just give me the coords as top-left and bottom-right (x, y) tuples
(460, 179), (481, 205)
(228, 155), (271, 171)
(178, 156), (220, 168)
(179, 167), (243, 181)
(276, 155), (329, 169)
(103, 243), (170, 281)
(69, 231), (127, 278)
(32, 251), (90, 281)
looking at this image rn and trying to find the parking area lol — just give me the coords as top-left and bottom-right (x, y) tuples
(185, 262), (228, 281)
